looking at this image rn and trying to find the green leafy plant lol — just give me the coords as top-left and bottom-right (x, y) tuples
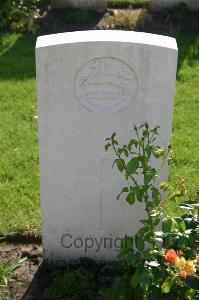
(105, 122), (199, 299)
(0, 0), (50, 33)
(0, 257), (26, 288)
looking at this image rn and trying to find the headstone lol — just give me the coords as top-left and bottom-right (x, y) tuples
(150, 0), (199, 11)
(52, 0), (107, 12)
(36, 30), (178, 262)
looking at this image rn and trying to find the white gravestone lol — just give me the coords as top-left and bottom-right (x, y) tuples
(36, 30), (178, 262)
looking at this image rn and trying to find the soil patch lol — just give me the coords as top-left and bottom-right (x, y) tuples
(0, 243), (43, 299)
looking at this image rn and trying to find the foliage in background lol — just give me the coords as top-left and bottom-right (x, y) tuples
(64, 9), (95, 24)
(0, 0), (50, 33)
(107, 0), (149, 8)
(104, 123), (199, 299)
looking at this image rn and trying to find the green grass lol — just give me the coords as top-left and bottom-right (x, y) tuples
(0, 34), (40, 234)
(167, 33), (199, 215)
(0, 32), (198, 234)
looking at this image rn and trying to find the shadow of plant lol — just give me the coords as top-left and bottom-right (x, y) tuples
(0, 34), (36, 81)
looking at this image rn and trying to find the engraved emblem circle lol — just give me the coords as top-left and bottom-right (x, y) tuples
(74, 57), (138, 113)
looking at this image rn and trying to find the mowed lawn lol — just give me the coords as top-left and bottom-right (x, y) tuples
(0, 33), (198, 234)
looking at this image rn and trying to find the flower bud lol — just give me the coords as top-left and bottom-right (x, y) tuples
(154, 147), (166, 157)
(159, 182), (169, 191)
(165, 249), (177, 265)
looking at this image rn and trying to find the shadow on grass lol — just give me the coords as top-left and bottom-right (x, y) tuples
(0, 34), (36, 81)
(0, 29), (198, 82)
(175, 33), (199, 76)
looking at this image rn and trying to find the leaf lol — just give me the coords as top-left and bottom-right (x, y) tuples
(164, 233), (178, 248)
(177, 236), (187, 248)
(113, 159), (125, 173)
(134, 186), (143, 202)
(174, 217), (186, 232)
(105, 143), (111, 151)
(145, 169), (156, 184)
(131, 271), (139, 288)
(123, 148), (128, 157)
(152, 187), (161, 205)
(128, 139), (138, 151)
(145, 145), (153, 158)
(135, 235), (144, 251)
(161, 277), (173, 294)
(185, 288), (195, 300)
(140, 219), (150, 226)
(126, 158), (139, 175)
(144, 232), (155, 245)
(138, 227), (150, 236)
(162, 218), (173, 233)
(122, 235), (134, 249)
(116, 187), (129, 200)
(139, 269), (152, 287)
(111, 132), (116, 140)
(126, 192), (135, 205)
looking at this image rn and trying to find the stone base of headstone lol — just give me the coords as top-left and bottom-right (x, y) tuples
(52, 0), (107, 12)
(150, 0), (199, 11)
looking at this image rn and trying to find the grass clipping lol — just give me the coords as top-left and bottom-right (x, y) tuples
(106, 9), (151, 30)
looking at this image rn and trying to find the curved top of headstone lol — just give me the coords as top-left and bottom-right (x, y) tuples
(36, 30), (177, 51)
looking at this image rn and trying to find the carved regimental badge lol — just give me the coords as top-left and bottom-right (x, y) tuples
(74, 57), (138, 113)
